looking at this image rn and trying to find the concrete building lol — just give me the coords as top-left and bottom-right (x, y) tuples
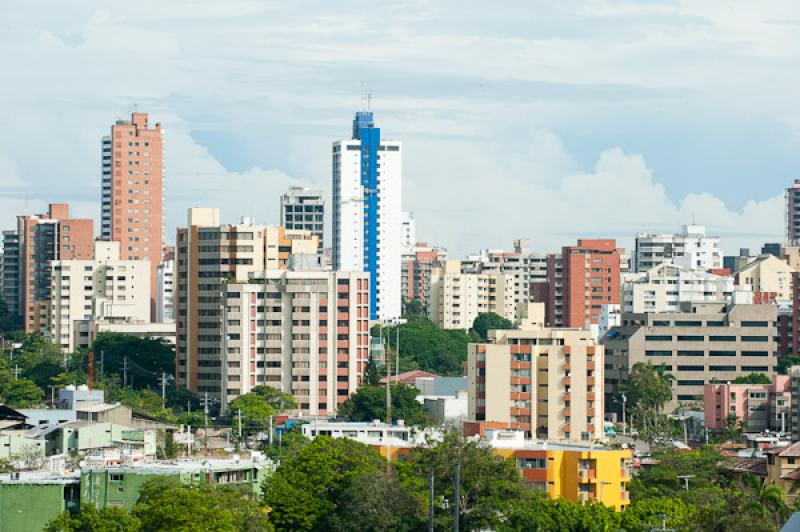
(50, 241), (150, 352)
(486, 430), (633, 511)
(467, 304), (603, 443)
(704, 376), (791, 433)
(791, 367), (800, 442)
(175, 208), (319, 398)
(332, 111), (402, 322)
(221, 268), (370, 415)
(766, 442), (800, 501)
(400, 242), (446, 307)
(634, 225), (722, 273)
(787, 180), (800, 246)
(622, 262), (733, 314)
(280, 186), (324, 248)
(156, 257), (174, 322)
(542, 239), (622, 329)
(602, 303), (778, 412)
(0, 472), (80, 532)
(82, 457), (273, 511)
(101, 112), (164, 317)
(428, 260), (515, 330)
(462, 240), (548, 308)
(735, 254), (796, 302)
(1, 203), (94, 333)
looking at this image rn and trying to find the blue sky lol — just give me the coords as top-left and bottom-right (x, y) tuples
(0, 0), (798, 256)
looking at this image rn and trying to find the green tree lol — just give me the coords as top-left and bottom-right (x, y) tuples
(92, 333), (174, 390)
(740, 473), (790, 526)
(732, 372), (772, 384)
(375, 315), (472, 375)
(0, 377), (44, 407)
(262, 436), (386, 531)
(337, 384), (428, 425)
(402, 298), (424, 317)
(471, 312), (513, 342)
(621, 362), (674, 441)
(629, 446), (731, 500)
(619, 497), (695, 531)
(133, 477), (272, 532)
(502, 492), (621, 531)
(327, 470), (425, 532)
(410, 431), (526, 531)
(778, 355), (800, 375)
(723, 412), (744, 441)
(46, 503), (140, 532)
(362, 357), (380, 386)
(228, 385), (296, 437)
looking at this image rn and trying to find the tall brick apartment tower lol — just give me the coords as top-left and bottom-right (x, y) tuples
(544, 239), (623, 328)
(101, 112), (164, 318)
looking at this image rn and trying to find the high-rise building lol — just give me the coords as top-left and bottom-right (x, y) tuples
(427, 260), (515, 330)
(787, 180), (800, 246)
(602, 303), (778, 412)
(634, 225), (721, 272)
(401, 243), (446, 307)
(101, 112), (164, 317)
(332, 111), (402, 322)
(462, 240), (548, 308)
(280, 186), (324, 248)
(622, 263), (734, 313)
(175, 208), (319, 399)
(543, 239), (622, 328)
(734, 254), (796, 302)
(156, 258), (175, 323)
(467, 303), (604, 443)
(2, 204), (94, 333)
(222, 268), (369, 415)
(50, 241), (150, 352)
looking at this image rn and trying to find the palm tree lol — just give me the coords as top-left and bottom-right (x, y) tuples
(741, 473), (790, 523)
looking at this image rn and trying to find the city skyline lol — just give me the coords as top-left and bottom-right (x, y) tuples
(0, 1), (798, 257)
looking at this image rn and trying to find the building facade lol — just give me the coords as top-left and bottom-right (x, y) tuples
(2, 204), (94, 333)
(222, 269), (369, 415)
(462, 240), (548, 308)
(332, 111), (402, 322)
(787, 180), (800, 246)
(175, 208), (319, 398)
(734, 254), (796, 302)
(280, 186), (324, 248)
(401, 243), (446, 307)
(101, 112), (164, 317)
(603, 303), (778, 412)
(467, 304), (604, 443)
(50, 241), (150, 352)
(543, 239), (622, 328)
(704, 376), (791, 433)
(400, 211), (416, 250)
(156, 258), (174, 323)
(428, 260), (515, 330)
(622, 263), (733, 314)
(634, 225), (722, 273)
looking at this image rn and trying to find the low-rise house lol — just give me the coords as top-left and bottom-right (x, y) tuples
(704, 376), (791, 433)
(766, 442), (800, 500)
(0, 471), (80, 532)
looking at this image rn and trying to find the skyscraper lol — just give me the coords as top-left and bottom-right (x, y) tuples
(1, 204), (94, 333)
(787, 180), (800, 246)
(280, 186), (324, 248)
(332, 111), (402, 321)
(101, 112), (164, 317)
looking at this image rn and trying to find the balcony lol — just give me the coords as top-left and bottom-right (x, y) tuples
(562, 407), (571, 416)
(587, 376), (595, 386)
(587, 361), (595, 370)
(563, 362), (571, 371)
(579, 468), (596, 481)
(563, 377), (571, 386)
(563, 393), (571, 401)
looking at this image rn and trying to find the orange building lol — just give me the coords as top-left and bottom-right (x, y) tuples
(544, 239), (622, 328)
(2, 204), (93, 333)
(101, 112), (164, 318)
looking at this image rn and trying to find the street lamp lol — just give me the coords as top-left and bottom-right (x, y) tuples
(676, 475), (695, 492)
(621, 392), (627, 436)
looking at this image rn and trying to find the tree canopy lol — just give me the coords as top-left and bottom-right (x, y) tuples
(337, 383), (428, 426)
(732, 372), (772, 384)
(472, 312), (513, 341)
(92, 333), (174, 390)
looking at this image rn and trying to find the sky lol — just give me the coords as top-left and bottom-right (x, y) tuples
(1, 0), (799, 258)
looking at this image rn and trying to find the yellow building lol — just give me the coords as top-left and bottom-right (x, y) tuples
(491, 438), (632, 511)
(766, 442), (800, 500)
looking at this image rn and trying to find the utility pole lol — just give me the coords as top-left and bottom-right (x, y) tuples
(239, 409), (243, 441)
(395, 325), (400, 384)
(428, 466), (435, 532)
(100, 350), (104, 380)
(453, 458), (461, 532)
(677, 475), (694, 492)
(12, 365), (20, 380)
(123, 356), (128, 387)
(160, 372), (167, 409)
(621, 393), (627, 436)
(203, 392), (209, 455)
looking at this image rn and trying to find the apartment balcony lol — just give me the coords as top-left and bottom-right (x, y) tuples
(562, 407), (571, 417)
(578, 492), (591, 503)
(563, 361), (571, 371)
(563, 393), (571, 401)
(587, 376), (595, 386)
(587, 361), (595, 370)
(621, 468), (632, 480)
(587, 392), (595, 401)
(563, 377), (571, 386)
(510, 392), (531, 401)
(578, 469), (596, 482)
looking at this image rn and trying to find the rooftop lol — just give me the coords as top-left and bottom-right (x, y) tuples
(0, 471), (79, 485)
(82, 457), (270, 475)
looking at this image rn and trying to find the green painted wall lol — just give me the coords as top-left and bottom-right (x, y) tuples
(0, 482), (78, 532)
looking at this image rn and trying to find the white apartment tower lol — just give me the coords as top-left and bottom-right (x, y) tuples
(332, 111), (402, 322)
(280, 186), (324, 248)
(634, 224), (722, 272)
(156, 258), (174, 322)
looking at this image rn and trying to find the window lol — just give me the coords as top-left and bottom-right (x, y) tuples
(741, 321), (769, 327)
(677, 335), (704, 342)
(646, 335), (672, 341)
(709, 336), (736, 342)
(741, 336), (769, 342)
(110, 473), (124, 482)
(645, 350), (672, 357)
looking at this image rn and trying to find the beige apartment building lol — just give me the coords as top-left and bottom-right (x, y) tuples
(602, 303), (777, 413)
(735, 254), (796, 301)
(428, 260), (515, 330)
(467, 304), (604, 443)
(222, 269), (369, 415)
(50, 241), (150, 352)
(175, 208), (319, 398)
